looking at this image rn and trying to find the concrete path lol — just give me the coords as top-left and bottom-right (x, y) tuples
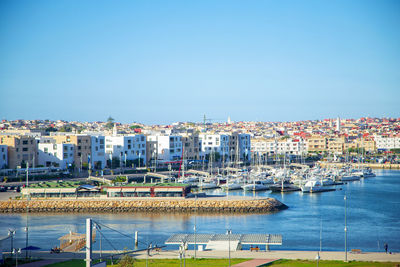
(232, 259), (279, 267)
(16, 259), (65, 267)
(8, 249), (400, 263)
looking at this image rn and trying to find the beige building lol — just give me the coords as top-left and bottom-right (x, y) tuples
(0, 135), (38, 169)
(52, 135), (91, 170)
(306, 136), (327, 153)
(327, 137), (345, 154)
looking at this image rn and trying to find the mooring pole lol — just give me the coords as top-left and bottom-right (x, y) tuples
(86, 218), (92, 267)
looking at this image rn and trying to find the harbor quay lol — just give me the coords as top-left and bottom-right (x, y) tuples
(0, 196), (288, 213)
(318, 162), (400, 169)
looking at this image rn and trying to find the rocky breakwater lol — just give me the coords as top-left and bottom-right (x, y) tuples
(0, 197), (288, 213)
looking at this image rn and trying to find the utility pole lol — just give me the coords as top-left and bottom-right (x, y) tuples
(194, 195), (197, 258)
(8, 229), (15, 255)
(86, 218), (92, 267)
(25, 165), (29, 259)
(227, 229), (232, 267)
(344, 194), (347, 262)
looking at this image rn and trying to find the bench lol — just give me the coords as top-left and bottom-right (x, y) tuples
(351, 249), (362, 254)
(250, 247), (260, 252)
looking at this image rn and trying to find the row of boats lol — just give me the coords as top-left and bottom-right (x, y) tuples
(177, 165), (376, 193)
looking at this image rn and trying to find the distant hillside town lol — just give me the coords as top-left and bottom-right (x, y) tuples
(0, 116), (399, 171)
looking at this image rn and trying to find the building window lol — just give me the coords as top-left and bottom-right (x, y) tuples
(22, 140), (28, 145)
(23, 148), (28, 152)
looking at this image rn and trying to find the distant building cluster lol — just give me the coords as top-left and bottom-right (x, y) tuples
(0, 116), (399, 170)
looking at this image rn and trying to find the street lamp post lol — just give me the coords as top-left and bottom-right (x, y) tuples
(344, 194), (347, 262)
(227, 229), (232, 267)
(194, 195), (197, 258)
(13, 248), (21, 267)
(8, 229), (15, 255)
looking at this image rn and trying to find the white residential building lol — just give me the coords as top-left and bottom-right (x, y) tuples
(147, 135), (182, 162)
(199, 134), (230, 159)
(37, 138), (74, 169)
(105, 135), (146, 165)
(90, 135), (106, 169)
(0, 145), (7, 169)
(374, 135), (400, 150)
(251, 138), (306, 156)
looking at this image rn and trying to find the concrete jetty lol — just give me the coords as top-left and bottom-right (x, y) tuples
(0, 196), (288, 213)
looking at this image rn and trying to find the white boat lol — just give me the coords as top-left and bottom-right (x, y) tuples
(361, 168), (376, 178)
(340, 175), (360, 182)
(241, 181), (270, 191)
(301, 180), (335, 193)
(221, 182), (242, 190)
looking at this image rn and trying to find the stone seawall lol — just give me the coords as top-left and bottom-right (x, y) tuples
(0, 198), (287, 213)
(318, 162), (400, 169)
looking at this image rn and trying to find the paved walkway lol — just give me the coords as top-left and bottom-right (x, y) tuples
(232, 259), (278, 267)
(8, 249), (400, 263)
(17, 259), (65, 267)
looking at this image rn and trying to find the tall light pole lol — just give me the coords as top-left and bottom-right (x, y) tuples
(25, 165), (29, 259)
(227, 229), (231, 267)
(344, 194), (347, 262)
(13, 248), (21, 267)
(8, 229), (15, 255)
(194, 195), (197, 258)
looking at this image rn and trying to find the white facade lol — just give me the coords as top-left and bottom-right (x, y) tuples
(147, 135), (182, 161)
(37, 138), (74, 169)
(199, 134), (230, 158)
(105, 135), (146, 164)
(251, 138), (306, 155)
(0, 145), (7, 169)
(90, 135), (106, 169)
(374, 135), (400, 150)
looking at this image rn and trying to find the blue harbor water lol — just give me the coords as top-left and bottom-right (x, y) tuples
(1, 170), (399, 252)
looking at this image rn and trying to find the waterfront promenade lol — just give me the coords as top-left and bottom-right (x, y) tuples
(9, 249), (400, 263)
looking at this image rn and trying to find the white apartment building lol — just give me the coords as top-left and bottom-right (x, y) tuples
(199, 134), (230, 159)
(105, 135), (146, 164)
(374, 135), (400, 150)
(251, 138), (306, 155)
(90, 135), (106, 169)
(37, 138), (74, 169)
(0, 145), (7, 169)
(147, 135), (182, 161)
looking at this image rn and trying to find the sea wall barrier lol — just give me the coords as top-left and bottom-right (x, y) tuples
(318, 162), (400, 169)
(0, 197), (288, 213)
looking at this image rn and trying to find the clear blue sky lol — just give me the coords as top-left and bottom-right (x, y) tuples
(1, 0), (399, 124)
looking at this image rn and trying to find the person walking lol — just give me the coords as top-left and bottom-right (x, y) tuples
(384, 243), (388, 254)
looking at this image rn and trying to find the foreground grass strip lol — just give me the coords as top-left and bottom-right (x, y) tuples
(268, 259), (400, 267)
(44, 258), (400, 267)
(44, 258), (249, 267)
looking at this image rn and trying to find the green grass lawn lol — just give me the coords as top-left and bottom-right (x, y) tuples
(43, 258), (400, 267)
(268, 259), (399, 267)
(44, 258), (249, 267)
